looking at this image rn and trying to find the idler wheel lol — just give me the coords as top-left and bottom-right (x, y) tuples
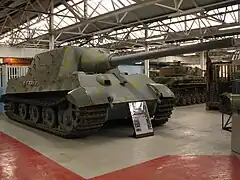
(29, 105), (40, 123)
(18, 103), (28, 120)
(42, 107), (56, 128)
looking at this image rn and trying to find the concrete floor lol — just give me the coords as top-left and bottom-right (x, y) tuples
(0, 104), (234, 179)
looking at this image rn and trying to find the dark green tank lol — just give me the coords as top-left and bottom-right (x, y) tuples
(150, 61), (206, 106)
(0, 38), (235, 138)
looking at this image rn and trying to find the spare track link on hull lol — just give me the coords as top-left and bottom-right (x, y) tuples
(3, 95), (108, 138)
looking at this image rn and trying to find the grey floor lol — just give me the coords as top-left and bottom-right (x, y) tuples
(0, 104), (231, 178)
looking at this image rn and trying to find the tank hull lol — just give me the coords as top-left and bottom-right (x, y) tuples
(1, 73), (174, 138)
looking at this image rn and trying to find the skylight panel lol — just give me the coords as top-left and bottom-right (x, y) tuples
(87, 0), (135, 18)
(30, 20), (48, 30)
(206, 19), (221, 26)
(131, 30), (144, 39)
(67, 1), (84, 16)
(113, 0), (125, 8)
(100, 0), (114, 12)
(121, 0), (135, 6)
(149, 30), (164, 37)
(54, 4), (66, 13)
(224, 13), (235, 23)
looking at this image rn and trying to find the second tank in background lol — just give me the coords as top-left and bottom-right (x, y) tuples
(150, 61), (206, 106)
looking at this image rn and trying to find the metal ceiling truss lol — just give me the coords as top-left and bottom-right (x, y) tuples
(0, 0), (239, 52)
(60, 3), (240, 51)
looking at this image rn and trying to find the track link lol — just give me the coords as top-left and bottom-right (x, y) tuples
(152, 97), (174, 126)
(3, 95), (108, 138)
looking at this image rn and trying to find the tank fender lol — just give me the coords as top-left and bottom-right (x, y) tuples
(66, 87), (111, 107)
(147, 83), (175, 98)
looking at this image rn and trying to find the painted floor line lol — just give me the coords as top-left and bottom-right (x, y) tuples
(0, 131), (85, 180)
(90, 155), (240, 180)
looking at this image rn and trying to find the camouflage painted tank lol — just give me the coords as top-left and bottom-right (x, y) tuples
(0, 38), (235, 138)
(150, 61), (206, 106)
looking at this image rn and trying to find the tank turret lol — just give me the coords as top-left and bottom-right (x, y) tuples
(1, 38), (236, 138)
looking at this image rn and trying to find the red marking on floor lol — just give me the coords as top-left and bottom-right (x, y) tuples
(90, 155), (240, 180)
(0, 132), (84, 180)
(2, 131), (240, 180)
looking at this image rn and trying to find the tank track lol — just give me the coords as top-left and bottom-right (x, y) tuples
(151, 76), (206, 107)
(3, 94), (108, 138)
(152, 97), (174, 126)
(2, 95), (174, 138)
(174, 90), (206, 106)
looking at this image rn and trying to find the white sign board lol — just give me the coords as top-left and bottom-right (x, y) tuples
(128, 101), (154, 138)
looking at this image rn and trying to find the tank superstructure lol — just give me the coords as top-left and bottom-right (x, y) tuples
(0, 38), (235, 138)
(150, 61), (206, 106)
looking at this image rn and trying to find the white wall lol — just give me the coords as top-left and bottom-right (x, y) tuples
(0, 46), (47, 58)
(119, 65), (144, 74)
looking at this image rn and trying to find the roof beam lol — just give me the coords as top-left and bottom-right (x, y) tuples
(61, 0), (84, 21)
(14, 0), (240, 47)
(155, 3), (181, 11)
(0, 4), (74, 18)
(86, 23), (240, 49)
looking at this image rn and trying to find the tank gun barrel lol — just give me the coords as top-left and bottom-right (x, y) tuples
(109, 38), (235, 67)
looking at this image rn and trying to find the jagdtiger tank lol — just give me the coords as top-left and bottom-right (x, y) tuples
(0, 38), (235, 138)
(150, 61), (206, 106)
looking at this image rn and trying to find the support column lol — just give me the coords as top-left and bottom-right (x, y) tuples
(84, 0), (88, 18)
(238, 4), (240, 23)
(144, 25), (149, 77)
(199, 39), (206, 76)
(49, 0), (54, 50)
(200, 51), (206, 76)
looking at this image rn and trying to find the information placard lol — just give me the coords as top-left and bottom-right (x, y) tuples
(128, 101), (154, 138)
